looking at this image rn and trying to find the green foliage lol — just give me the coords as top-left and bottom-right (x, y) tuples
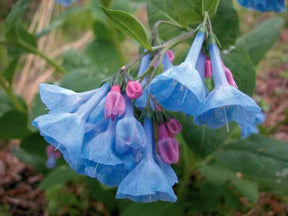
(236, 17), (285, 65)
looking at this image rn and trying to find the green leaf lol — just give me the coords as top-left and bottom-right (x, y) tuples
(173, 0), (220, 25)
(176, 113), (235, 157)
(222, 47), (256, 96)
(0, 109), (30, 139)
(1, 58), (19, 84)
(4, 0), (32, 26)
(212, 0), (239, 48)
(101, 7), (151, 50)
(199, 161), (258, 202)
(40, 166), (80, 189)
(0, 90), (12, 118)
(13, 133), (48, 173)
(28, 94), (47, 132)
(213, 135), (288, 194)
(121, 202), (184, 216)
(236, 17), (284, 65)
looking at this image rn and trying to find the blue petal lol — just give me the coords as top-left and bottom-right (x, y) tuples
(116, 158), (177, 203)
(55, 0), (76, 7)
(194, 85), (262, 129)
(241, 112), (265, 138)
(39, 83), (109, 113)
(149, 63), (206, 116)
(237, 0), (286, 12)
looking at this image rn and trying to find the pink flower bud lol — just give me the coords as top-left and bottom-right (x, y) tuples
(166, 118), (182, 136)
(223, 65), (238, 88)
(125, 80), (143, 100)
(157, 123), (169, 140)
(158, 137), (179, 164)
(205, 58), (212, 78)
(105, 85), (126, 120)
(167, 50), (175, 62)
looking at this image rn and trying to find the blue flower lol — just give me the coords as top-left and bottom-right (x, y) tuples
(241, 113), (266, 138)
(237, 0), (286, 12)
(115, 95), (147, 153)
(149, 31), (207, 116)
(55, 0), (76, 7)
(82, 119), (135, 186)
(194, 41), (262, 129)
(116, 117), (177, 203)
(33, 83), (110, 174)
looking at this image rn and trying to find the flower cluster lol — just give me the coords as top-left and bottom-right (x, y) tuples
(34, 20), (265, 202)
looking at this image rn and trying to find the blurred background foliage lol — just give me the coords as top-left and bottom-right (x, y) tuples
(0, 0), (288, 215)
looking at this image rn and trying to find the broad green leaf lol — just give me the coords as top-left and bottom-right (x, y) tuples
(28, 94), (47, 132)
(1, 58), (19, 84)
(0, 109), (31, 139)
(40, 166), (80, 189)
(13, 133), (48, 172)
(147, 0), (184, 41)
(199, 161), (258, 202)
(121, 202), (184, 216)
(176, 113), (234, 157)
(222, 47), (256, 96)
(0, 90), (12, 118)
(93, 20), (112, 41)
(101, 7), (151, 50)
(173, 0), (220, 25)
(236, 17), (284, 65)
(213, 135), (288, 194)
(212, 0), (239, 48)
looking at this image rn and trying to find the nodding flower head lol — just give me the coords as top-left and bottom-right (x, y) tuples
(149, 30), (206, 116)
(126, 80), (143, 100)
(105, 85), (126, 120)
(194, 40), (262, 129)
(237, 0), (286, 12)
(116, 117), (177, 203)
(157, 124), (179, 165)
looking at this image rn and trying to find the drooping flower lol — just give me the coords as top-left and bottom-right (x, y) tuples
(237, 0), (286, 12)
(157, 124), (179, 165)
(82, 119), (135, 187)
(194, 40), (262, 129)
(55, 0), (77, 7)
(126, 80), (143, 100)
(33, 83), (110, 174)
(105, 85), (126, 120)
(240, 112), (266, 138)
(46, 145), (61, 169)
(116, 117), (177, 203)
(149, 30), (207, 116)
(115, 95), (147, 153)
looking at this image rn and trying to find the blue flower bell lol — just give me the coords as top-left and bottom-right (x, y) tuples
(240, 112), (266, 138)
(116, 117), (177, 203)
(237, 0), (286, 12)
(194, 40), (262, 129)
(149, 30), (207, 116)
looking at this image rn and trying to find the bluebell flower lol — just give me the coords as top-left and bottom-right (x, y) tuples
(33, 83), (110, 174)
(237, 0), (286, 12)
(115, 95), (147, 153)
(55, 0), (76, 7)
(241, 113), (266, 138)
(116, 117), (177, 203)
(82, 119), (135, 186)
(194, 41), (262, 129)
(135, 53), (174, 110)
(149, 31), (207, 116)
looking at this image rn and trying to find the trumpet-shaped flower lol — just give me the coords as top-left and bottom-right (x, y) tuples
(116, 117), (177, 203)
(237, 0), (286, 12)
(115, 95), (147, 153)
(149, 31), (206, 116)
(194, 42), (262, 129)
(241, 113), (266, 138)
(105, 85), (126, 120)
(82, 119), (134, 186)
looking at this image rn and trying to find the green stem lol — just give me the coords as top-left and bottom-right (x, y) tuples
(0, 40), (66, 74)
(0, 77), (26, 113)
